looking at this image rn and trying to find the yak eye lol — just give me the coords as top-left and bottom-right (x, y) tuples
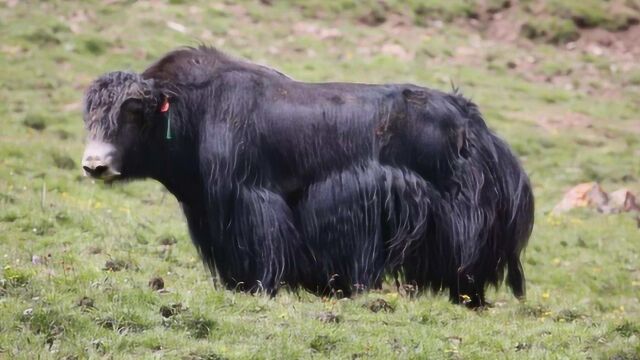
(120, 98), (144, 122)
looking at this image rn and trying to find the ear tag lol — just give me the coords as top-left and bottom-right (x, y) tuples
(159, 97), (172, 140)
(165, 113), (173, 140)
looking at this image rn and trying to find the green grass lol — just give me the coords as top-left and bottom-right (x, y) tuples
(1, 1), (639, 359)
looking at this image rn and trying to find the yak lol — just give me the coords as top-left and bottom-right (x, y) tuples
(81, 46), (534, 307)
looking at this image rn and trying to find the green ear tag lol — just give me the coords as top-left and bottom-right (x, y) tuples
(166, 112), (173, 140)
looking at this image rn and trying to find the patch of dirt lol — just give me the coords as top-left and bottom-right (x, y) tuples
(63, 9), (94, 34)
(158, 235), (178, 246)
(159, 303), (184, 318)
(358, 7), (388, 27)
(352, 12), (440, 62)
(571, 25), (640, 65)
(508, 110), (595, 134)
(473, 5), (640, 98)
(484, 5), (526, 43)
(292, 22), (342, 40)
(87, 246), (102, 254)
(482, 1), (640, 56)
(535, 112), (594, 133)
(76, 296), (95, 309)
(520, 110), (640, 136)
(103, 259), (131, 272)
(364, 298), (395, 313)
(380, 43), (413, 61)
(316, 311), (341, 323)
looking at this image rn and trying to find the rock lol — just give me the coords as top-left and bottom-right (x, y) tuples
(552, 182), (609, 213)
(609, 188), (640, 212)
(553, 182), (640, 214)
(166, 21), (187, 34)
(316, 311), (341, 323)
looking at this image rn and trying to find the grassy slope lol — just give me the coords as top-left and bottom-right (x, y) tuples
(1, 1), (639, 359)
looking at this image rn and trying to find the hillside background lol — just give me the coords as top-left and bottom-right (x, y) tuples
(0, 0), (639, 359)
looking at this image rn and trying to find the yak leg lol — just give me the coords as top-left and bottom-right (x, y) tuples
(181, 201), (217, 282)
(206, 186), (303, 294)
(450, 269), (486, 308)
(296, 165), (386, 297)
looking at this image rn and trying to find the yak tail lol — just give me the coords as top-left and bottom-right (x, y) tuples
(439, 92), (535, 304)
(505, 168), (535, 299)
(507, 258), (526, 299)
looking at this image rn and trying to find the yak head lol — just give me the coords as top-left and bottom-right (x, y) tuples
(81, 71), (169, 181)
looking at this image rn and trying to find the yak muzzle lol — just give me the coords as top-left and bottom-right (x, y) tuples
(82, 141), (121, 180)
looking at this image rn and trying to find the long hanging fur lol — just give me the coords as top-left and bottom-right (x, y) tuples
(83, 46), (534, 306)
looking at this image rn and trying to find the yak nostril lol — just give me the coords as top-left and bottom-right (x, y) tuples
(93, 165), (108, 175)
(83, 165), (108, 177)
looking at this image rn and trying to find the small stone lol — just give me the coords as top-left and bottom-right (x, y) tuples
(87, 246), (102, 254)
(158, 235), (177, 246)
(447, 336), (462, 346)
(148, 276), (165, 291)
(91, 339), (104, 350)
(103, 259), (128, 272)
(166, 21), (187, 34)
(365, 298), (395, 313)
(316, 311), (341, 323)
(159, 303), (183, 318)
(402, 283), (417, 298)
(76, 296), (95, 309)
(31, 255), (43, 265)
(160, 305), (176, 318)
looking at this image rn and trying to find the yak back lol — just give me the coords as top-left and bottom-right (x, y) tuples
(142, 46), (290, 87)
(139, 46), (473, 193)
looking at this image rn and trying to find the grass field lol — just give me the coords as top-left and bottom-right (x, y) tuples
(1, 1), (639, 359)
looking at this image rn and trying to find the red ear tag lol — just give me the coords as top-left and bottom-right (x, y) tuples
(159, 97), (170, 113)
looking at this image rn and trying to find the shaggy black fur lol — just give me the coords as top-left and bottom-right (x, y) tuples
(82, 46), (534, 307)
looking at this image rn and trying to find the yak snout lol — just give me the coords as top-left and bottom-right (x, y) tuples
(82, 141), (121, 180)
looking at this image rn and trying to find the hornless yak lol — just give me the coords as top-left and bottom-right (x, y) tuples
(81, 47), (534, 307)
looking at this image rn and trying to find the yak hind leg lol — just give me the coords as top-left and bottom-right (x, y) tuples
(449, 269), (487, 309)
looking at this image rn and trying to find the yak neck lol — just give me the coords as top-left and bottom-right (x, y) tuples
(152, 112), (203, 206)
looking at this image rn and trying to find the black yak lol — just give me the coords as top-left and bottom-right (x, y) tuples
(81, 46), (534, 307)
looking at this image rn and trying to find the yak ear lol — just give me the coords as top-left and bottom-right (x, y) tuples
(456, 126), (470, 158)
(118, 79), (166, 123)
(120, 97), (144, 116)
